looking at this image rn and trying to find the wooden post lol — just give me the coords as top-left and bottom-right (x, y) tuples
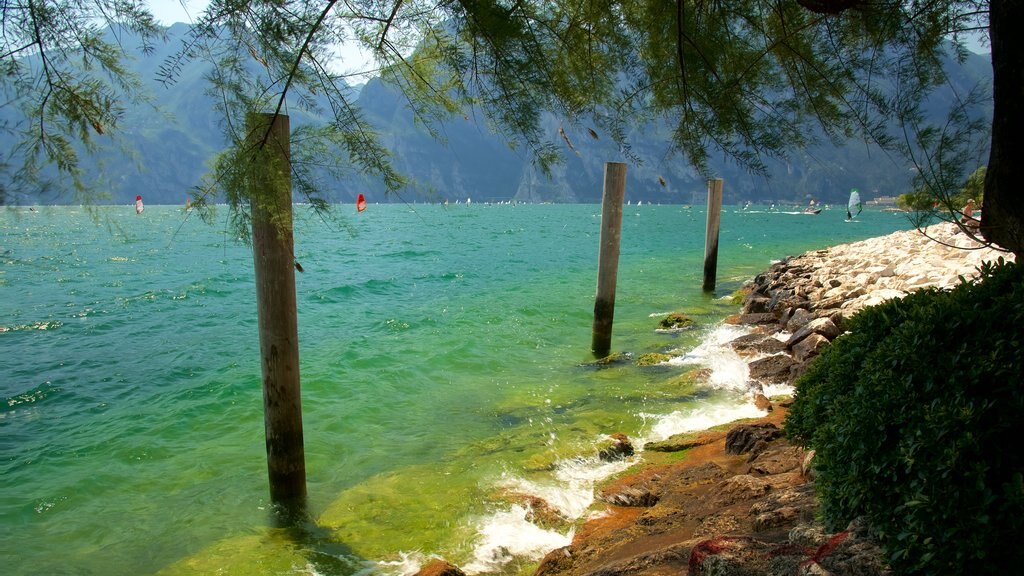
(591, 162), (627, 357)
(247, 112), (307, 514)
(702, 178), (723, 292)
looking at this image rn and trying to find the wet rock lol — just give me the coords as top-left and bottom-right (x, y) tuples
(534, 547), (575, 576)
(599, 484), (659, 507)
(579, 352), (633, 368)
(415, 559), (466, 576)
(522, 495), (569, 527)
(644, 430), (726, 452)
(748, 354), (797, 383)
(725, 423), (782, 455)
(597, 433), (635, 462)
(734, 312), (778, 326)
(659, 312), (694, 329)
(753, 393), (773, 412)
(728, 333), (787, 355)
(636, 352), (672, 366)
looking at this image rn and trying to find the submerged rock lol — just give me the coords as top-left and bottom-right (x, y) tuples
(636, 352), (672, 366)
(659, 312), (694, 330)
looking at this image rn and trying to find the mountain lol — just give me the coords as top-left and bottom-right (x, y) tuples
(0, 25), (993, 206)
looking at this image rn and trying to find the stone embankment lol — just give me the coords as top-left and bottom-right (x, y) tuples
(416, 223), (1012, 576)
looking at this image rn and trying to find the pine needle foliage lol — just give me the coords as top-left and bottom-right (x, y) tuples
(3, 0), (996, 240)
(0, 0), (162, 203)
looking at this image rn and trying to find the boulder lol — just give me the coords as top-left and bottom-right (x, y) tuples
(728, 333), (787, 355)
(415, 560), (466, 576)
(659, 312), (694, 330)
(748, 354), (796, 383)
(734, 312), (778, 326)
(725, 423), (782, 455)
(753, 393), (773, 412)
(742, 296), (771, 314)
(598, 432), (635, 461)
(786, 317), (841, 348)
(791, 333), (830, 362)
(785, 308), (815, 332)
(748, 445), (806, 475)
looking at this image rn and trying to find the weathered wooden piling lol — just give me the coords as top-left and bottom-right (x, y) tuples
(247, 112), (307, 512)
(591, 162), (627, 357)
(703, 178), (724, 292)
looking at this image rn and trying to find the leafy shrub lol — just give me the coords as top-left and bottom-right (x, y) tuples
(786, 260), (1024, 575)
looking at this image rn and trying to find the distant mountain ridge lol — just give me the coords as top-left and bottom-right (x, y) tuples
(0, 24), (993, 206)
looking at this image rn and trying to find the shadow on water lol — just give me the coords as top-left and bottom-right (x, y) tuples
(270, 500), (369, 576)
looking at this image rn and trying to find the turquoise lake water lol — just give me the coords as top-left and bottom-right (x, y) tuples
(1, 203), (916, 575)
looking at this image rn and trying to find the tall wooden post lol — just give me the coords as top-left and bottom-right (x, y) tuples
(247, 112), (307, 513)
(702, 178), (723, 292)
(591, 162), (627, 357)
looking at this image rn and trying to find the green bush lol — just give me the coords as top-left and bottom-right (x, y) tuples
(786, 260), (1024, 575)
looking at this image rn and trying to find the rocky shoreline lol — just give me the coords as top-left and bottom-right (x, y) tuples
(418, 223), (1012, 576)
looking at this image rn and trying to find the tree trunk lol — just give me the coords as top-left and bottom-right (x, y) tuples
(982, 1), (1024, 259)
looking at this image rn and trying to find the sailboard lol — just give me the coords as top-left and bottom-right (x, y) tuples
(135, 195), (144, 215)
(846, 188), (862, 220)
(356, 193), (366, 212)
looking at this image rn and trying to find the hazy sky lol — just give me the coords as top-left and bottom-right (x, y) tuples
(145, 0), (376, 78)
(144, 1), (989, 57)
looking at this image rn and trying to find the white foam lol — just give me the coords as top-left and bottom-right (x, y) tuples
(667, 324), (752, 391)
(640, 403), (766, 444)
(456, 323), (771, 574)
(760, 382), (795, 398)
(376, 551), (430, 576)
(461, 505), (573, 575)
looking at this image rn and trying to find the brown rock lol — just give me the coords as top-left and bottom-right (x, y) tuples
(415, 559), (465, 576)
(753, 393), (773, 412)
(785, 308), (815, 332)
(735, 312), (778, 326)
(644, 429), (726, 452)
(748, 445), (806, 475)
(597, 433), (635, 461)
(599, 485), (659, 507)
(786, 317), (841, 348)
(728, 333), (787, 355)
(748, 354), (797, 383)
(810, 294), (846, 310)
(791, 333), (830, 362)
(742, 296), (771, 314)
(726, 423), (782, 455)
(711, 475), (771, 507)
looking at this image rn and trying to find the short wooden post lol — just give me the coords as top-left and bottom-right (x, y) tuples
(591, 162), (627, 357)
(247, 112), (307, 514)
(702, 178), (723, 292)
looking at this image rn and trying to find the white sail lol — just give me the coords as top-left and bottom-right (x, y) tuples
(847, 189), (862, 219)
